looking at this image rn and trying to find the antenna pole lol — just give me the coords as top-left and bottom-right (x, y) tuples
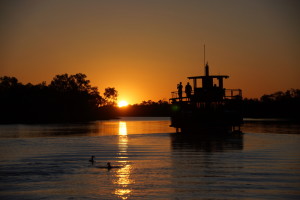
(204, 44), (206, 67)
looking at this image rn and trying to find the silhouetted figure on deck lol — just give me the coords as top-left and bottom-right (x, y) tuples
(177, 82), (183, 101)
(185, 82), (192, 100)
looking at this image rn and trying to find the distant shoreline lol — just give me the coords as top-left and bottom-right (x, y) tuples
(1, 116), (299, 125)
(243, 118), (299, 122)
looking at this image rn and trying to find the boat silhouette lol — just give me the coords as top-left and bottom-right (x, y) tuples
(170, 61), (243, 134)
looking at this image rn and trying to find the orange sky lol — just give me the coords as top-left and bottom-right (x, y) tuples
(1, 0), (299, 104)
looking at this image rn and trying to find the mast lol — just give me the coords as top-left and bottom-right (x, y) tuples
(204, 44), (205, 68)
(204, 44), (209, 76)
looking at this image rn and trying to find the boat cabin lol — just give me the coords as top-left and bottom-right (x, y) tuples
(170, 63), (242, 103)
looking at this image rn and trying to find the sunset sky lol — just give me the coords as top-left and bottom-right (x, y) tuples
(1, 0), (299, 104)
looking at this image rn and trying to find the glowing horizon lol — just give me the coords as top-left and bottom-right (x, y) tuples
(118, 100), (129, 107)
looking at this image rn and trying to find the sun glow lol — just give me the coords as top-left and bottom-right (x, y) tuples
(118, 100), (129, 107)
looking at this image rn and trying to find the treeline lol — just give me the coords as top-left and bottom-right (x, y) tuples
(0, 74), (118, 123)
(243, 89), (300, 119)
(117, 89), (300, 119)
(118, 100), (170, 117)
(1, 73), (299, 123)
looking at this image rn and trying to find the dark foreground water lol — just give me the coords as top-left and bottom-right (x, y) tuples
(0, 117), (299, 200)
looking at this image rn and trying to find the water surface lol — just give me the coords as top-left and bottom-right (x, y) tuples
(0, 117), (299, 199)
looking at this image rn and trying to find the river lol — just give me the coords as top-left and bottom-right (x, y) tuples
(0, 117), (299, 199)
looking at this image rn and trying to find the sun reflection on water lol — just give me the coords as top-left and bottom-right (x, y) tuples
(118, 121), (128, 154)
(114, 165), (133, 200)
(114, 121), (133, 200)
(119, 121), (127, 136)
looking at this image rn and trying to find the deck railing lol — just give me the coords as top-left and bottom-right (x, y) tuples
(170, 89), (242, 102)
(224, 89), (242, 100)
(171, 91), (194, 99)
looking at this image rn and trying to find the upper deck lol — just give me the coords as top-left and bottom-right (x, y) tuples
(170, 63), (242, 103)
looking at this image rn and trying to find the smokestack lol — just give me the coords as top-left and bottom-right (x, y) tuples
(205, 63), (209, 76)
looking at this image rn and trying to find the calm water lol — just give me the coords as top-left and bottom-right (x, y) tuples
(0, 117), (299, 200)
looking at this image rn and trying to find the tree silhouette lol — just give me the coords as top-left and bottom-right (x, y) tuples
(0, 73), (115, 123)
(103, 87), (118, 106)
(0, 76), (19, 89)
(243, 89), (300, 119)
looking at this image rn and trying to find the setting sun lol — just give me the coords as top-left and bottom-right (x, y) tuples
(118, 100), (129, 107)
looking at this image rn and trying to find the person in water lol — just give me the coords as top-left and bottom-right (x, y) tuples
(89, 156), (95, 164)
(177, 82), (183, 100)
(107, 162), (112, 169)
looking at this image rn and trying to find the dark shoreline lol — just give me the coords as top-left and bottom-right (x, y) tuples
(243, 117), (299, 122)
(1, 116), (299, 125)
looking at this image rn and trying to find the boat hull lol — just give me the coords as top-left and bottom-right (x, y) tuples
(170, 108), (243, 134)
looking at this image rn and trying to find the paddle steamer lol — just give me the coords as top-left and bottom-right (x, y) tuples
(170, 63), (243, 134)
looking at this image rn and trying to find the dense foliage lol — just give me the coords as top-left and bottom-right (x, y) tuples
(243, 89), (300, 119)
(0, 74), (118, 123)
